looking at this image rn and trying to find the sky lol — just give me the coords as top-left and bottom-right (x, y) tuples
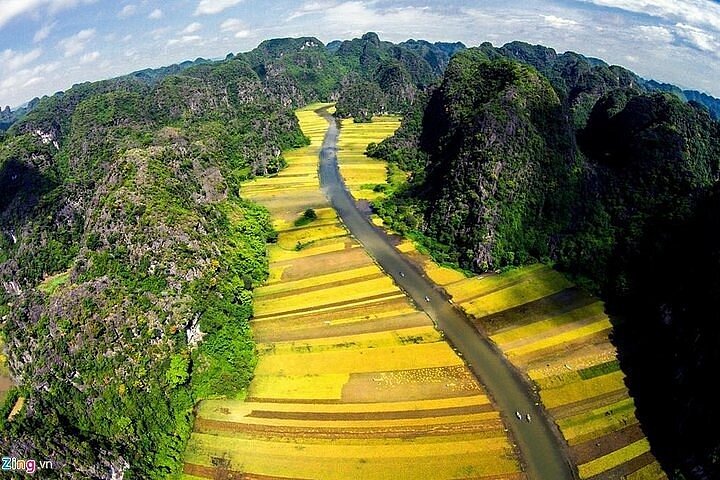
(1, 0), (720, 108)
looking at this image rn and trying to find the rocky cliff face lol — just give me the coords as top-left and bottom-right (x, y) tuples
(417, 52), (575, 270)
(374, 47), (720, 479)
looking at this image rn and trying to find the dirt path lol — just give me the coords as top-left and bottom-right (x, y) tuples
(317, 107), (576, 480)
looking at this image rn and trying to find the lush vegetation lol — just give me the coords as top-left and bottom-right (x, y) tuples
(2, 32), (719, 479)
(371, 46), (720, 479)
(0, 53), (301, 479)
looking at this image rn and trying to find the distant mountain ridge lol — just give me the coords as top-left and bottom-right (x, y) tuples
(4, 36), (716, 133)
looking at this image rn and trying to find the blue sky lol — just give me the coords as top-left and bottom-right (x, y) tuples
(1, 0), (720, 107)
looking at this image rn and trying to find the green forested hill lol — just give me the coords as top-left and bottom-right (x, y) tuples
(243, 32), (464, 120)
(0, 54), (304, 479)
(373, 47), (720, 479)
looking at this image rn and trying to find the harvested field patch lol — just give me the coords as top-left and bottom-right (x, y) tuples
(577, 438), (651, 478)
(342, 366), (481, 403)
(257, 325), (441, 355)
(252, 308), (427, 344)
(571, 423), (647, 466)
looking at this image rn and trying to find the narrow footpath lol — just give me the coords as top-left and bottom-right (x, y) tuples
(317, 108), (576, 480)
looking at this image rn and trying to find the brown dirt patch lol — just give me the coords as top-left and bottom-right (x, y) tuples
(342, 366), (481, 403)
(183, 463), (303, 480)
(479, 288), (596, 335)
(247, 404), (494, 421)
(571, 424), (647, 466)
(193, 417), (506, 439)
(276, 248), (372, 282)
(252, 303), (426, 343)
(256, 273), (385, 301)
(252, 291), (402, 320)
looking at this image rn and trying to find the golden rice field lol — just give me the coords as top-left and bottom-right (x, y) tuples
(410, 261), (668, 480)
(337, 116), (401, 202)
(182, 105), (524, 480)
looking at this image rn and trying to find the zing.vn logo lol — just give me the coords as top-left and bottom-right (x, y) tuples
(1, 457), (54, 474)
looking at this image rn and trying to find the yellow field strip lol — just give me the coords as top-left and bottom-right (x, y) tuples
(248, 373), (349, 400)
(558, 398), (638, 443)
(491, 301), (607, 345)
(461, 270), (573, 318)
(504, 319), (612, 357)
(444, 264), (549, 302)
(253, 276), (399, 316)
(626, 461), (667, 480)
(254, 342), (464, 376)
(186, 432), (514, 461)
(185, 438), (518, 480)
(541, 371), (627, 408)
(197, 411), (502, 430)
(251, 292), (407, 322)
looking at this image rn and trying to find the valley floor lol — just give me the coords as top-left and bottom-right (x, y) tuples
(181, 105), (524, 480)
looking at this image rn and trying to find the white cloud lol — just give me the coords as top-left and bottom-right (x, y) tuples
(635, 25), (674, 42)
(150, 26), (171, 40)
(297, 1), (452, 39)
(0, 0), (96, 29)
(674, 22), (719, 52)
(543, 15), (579, 28)
(194, 0), (244, 16)
(1, 60), (59, 104)
(167, 35), (202, 47)
(33, 22), (55, 42)
(286, 1), (337, 21)
(182, 22), (202, 34)
(79, 50), (100, 64)
(148, 8), (163, 20)
(1, 48), (43, 70)
(58, 28), (95, 57)
(220, 18), (243, 31)
(578, 0), (720, 32)
(219, 17), (252, 38)
(118, 4), (137, 18)
(23, 76), (44, 87)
